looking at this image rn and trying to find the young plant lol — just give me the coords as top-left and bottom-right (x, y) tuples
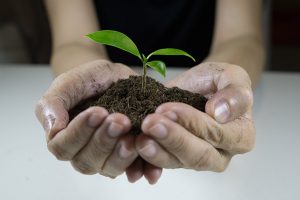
(86, 30), (195, 90)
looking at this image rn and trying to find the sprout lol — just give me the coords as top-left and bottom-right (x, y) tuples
(86, 30), (195, 90)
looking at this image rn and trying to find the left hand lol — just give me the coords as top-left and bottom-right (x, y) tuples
(136, 62), (255, 172)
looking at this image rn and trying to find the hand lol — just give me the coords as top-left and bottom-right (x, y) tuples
(136, 62), (255, 172)
(35, 60), (140, 178)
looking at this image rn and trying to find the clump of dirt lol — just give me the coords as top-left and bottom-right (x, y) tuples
(70, 76), (207, 135)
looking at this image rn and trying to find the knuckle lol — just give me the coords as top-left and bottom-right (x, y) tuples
(47, 142), (72, 161)
(192, 147), (212, 171)
(97, 61), (114, 72)
(206, 123), (224, 147)
(93, 137), (114, 155)
(235, 86), (253, 109)
(71, 125), (87, 144)
(71, 159), (97, 175)
(244, 86), (253, 100)
(69, 133), (82, 147)
(168, 134), (186, 154)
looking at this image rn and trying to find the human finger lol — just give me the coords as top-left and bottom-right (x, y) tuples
(205, 84), (253, 123)
(142, 114), (230, 172)
(205, 64), (253, 123)
(164, 62), (253, 123)
(100, 134), (138, 177)
(35, 94), (70, 141)
(136, 134), (181, 169)
(156, 102), (255, 153)
(143, 162), (163, 185)
(47, 106), (108, 161)
(126, 157), (144, 183)
(35, 60), (133, 140)
(70, 113), (131, 175)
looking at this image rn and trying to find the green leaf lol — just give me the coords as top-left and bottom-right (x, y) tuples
(86, 30), (141, 60)
(146, 60), (166, 77)
(147, 48), (196, 62)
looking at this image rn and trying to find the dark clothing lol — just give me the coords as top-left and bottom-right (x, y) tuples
(94, 0), (215, 67)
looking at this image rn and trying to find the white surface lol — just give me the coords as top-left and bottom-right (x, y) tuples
(0, 65), (300, 200)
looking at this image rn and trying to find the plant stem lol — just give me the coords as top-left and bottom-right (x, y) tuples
(142, 62), (147, 92)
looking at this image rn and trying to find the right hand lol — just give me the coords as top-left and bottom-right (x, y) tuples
(35, 60), (139, 178)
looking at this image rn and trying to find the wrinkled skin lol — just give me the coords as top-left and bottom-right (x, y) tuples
(35, 60), (255, 184)
(35, 60), (160, 182)
(136, 62), (255, 173)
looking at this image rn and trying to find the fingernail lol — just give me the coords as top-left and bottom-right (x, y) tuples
(118, 144), (132, 158)
(147, 169), (162, 185)
(149, 123), (167, 139)
(214, 101), (230, 123)
(128, 171), (143, 183)
(107, 122), (123, 137)
(140, 143), (156, 158)
(163, 111), (177, 122)
(88, 113), (102, 128)
(43, 116), (55, 133)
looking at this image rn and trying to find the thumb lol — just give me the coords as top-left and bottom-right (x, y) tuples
(35, 96), (69, 142)
(205, 84), (253, 123)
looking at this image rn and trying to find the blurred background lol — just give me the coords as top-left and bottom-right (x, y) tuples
(0, 0), (299, 71)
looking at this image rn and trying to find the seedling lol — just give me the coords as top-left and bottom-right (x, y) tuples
(86, 30), (195, 90)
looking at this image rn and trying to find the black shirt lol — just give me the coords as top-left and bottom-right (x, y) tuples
(94, 0), (215, 67)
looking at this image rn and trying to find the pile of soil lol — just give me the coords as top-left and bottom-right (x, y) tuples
(70, 76), (207, 135)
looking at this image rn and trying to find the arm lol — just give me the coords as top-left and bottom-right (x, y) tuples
(45, 0), (108, 76)
(206, 0), (266, 87)
(38, 0), (144, 181)
(136, 0), (264, 173)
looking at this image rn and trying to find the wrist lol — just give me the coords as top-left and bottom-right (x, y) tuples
(51, 42), (110, 76)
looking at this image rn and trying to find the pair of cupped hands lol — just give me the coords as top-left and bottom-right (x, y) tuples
(35, 59), (255, 184)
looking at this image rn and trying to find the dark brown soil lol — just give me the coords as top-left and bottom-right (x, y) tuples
(70, 76), (207, 135)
